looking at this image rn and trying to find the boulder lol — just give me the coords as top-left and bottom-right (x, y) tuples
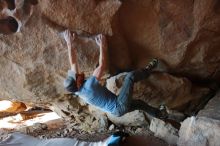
(150, 118), (178, 145)
(107, 110), (148, 126)
(178, 91), (220, 146)
(178, 117), (220, 146)
(106, 72), (210, 114)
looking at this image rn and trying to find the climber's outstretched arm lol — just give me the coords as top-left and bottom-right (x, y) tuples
(63, 30), (79, 73)
(92, 34), (108, 81)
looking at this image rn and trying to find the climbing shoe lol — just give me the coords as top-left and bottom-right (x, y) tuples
(145, 58), (158, 70)
(157, 105), (168, 119)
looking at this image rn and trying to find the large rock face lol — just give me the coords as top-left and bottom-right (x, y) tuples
(0, 5), (101, 104)
(39, 0), (121, 35)
(117, 0), (220, 80)
(0, 0), (219, 129)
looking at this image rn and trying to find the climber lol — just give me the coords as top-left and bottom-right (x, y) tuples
(63, 30), (170, 120)
(0, 16), (18, 34)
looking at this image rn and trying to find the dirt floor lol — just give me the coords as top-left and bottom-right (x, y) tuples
(0, 116), (169, 145)
(0, 103), (170, 146)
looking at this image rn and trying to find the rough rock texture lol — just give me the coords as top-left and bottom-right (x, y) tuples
(39, 0), (122, 35)
(118, 0), (220, 81)
(0, 0), (219, 130)
(198, 91), (220, 120)
(150, 118), (178, 145)
(178, 117), (220, 146)
(178, 91), (220, 146)
(0, 7), (100, 104)
(0, 10), (67, 104)
(107, 110), (148, 126)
